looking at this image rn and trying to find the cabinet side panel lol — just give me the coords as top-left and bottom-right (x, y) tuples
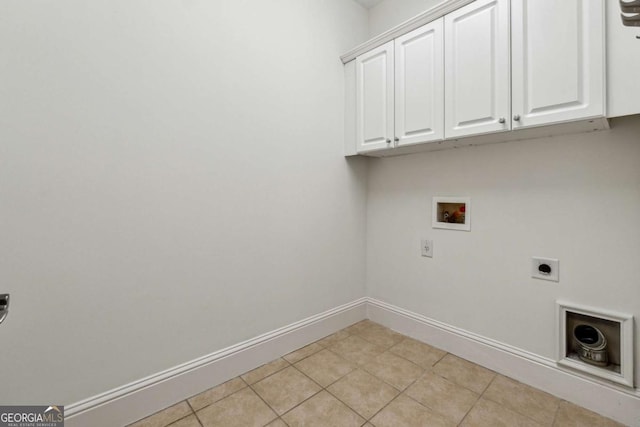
(344, 60), (357, 156)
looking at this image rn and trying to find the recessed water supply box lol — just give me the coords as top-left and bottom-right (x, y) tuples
(432, 196), (470, 231)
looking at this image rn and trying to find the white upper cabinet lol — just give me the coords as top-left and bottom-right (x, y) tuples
(344, 0), (608, 156)
(356, 41), (394, 153)
(444, 0), (510, 139)
(511, 0), (605, 129)
(394, 19), (444, 147)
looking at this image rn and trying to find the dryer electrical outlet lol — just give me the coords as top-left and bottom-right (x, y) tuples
(531, 257), (559, 282)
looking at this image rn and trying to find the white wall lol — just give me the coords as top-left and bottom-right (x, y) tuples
(365, 0), (640, 392)
(368, 0), (441, 37)
(367, 117), (640, 387)
(0, 0), (369, 405)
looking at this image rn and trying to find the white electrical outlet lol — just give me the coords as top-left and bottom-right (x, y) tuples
(531, 257), (559, 282)
(421, 239), (433, 258)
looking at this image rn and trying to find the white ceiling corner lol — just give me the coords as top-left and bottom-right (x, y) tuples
(353, 0), (385, 9)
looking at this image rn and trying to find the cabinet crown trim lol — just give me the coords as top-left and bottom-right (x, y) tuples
(340, 0), (474, 64)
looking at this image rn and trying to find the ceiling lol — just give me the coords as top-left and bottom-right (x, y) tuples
(353, 0), (385, 9)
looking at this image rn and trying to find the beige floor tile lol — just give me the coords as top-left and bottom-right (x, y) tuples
(370, 394), (454, 427)
(167, 414), (201, 427)
(461, 397), (542, 427)
(432, 354), (495, 394)
(282, 390), (365, 427)
(357, 324), (405, 349)
(294, 348), (356, 387)
(483, 375), (559, 426)
(196, 387), (276, 427)
(327, 369), (399, 419)
(188, 377), (246, 411)
(344, 320), (378, 335)
(283, 342), (324, 364)
(553, 401), (625, 427)
(361, 351), (423, 390)
(128, 401), (192, 427)
(252, 366), (321, 415)
(316, 329), (351, 347)
(328, 335), (386, 366)
(133, 326), (619, 427)
(241, 358), (289, 385)
(389, 337), (447, 369)
(405, 370), (479, 424)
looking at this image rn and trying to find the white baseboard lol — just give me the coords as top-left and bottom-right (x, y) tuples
(65, 296), (639, 427)
(65, 298), (367, 427)
(366, 298), (640, 427)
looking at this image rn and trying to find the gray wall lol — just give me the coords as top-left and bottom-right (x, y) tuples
(0, 0), (369, 404)
(369, 0), (441, 36)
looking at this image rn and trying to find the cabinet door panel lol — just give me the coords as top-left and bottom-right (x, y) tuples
(444, 0), (510, 139)
(512, 0), (604, 128)
(356, 41), (394, 153)
(395, 19), (444, 147)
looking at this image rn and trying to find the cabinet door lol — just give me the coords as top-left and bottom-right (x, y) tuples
(394, 19), (444, 147)
(511, 0), (604, 129)
(444, 0), (510, 139)
(356, 41), (394, 153)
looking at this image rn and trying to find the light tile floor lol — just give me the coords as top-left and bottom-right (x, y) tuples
(128, 320), (624, 427)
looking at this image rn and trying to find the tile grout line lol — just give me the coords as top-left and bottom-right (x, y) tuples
(289, 363), (325, 390)
(453, 372), (499, 426)
(161, 410), (198, 427)
(479, 376), (560, 426)
(396, 366), (471, 424)
(361, 348), (425, 392)
(186, 376), (251, 415)
(127, 401), (195, 427)
(363, 354), (433, 423)
(285, 348), (375, 423)
(480, 373), (498, 398)
(365, 390), (405, 423)
(273, 388), (325, 421)
(258, 332), (402, 425)
(184, 399), (204, 427)
(253, 363), (327, 422)
(454, 388), (483, 426)
(247, 380), (284, 423)
(321, 372), (372, 422)
(189, 328), (361, 426)
(244, 358), (292, 385)
(318, 325), (450, 422)
(381, 345), (503, 426)
(282, 339), (332, 363)
(550, 402), (561, 427)
(348, 324), (452, 374)
(290, 357), (356, 401)
(355, 322), (520, 421)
